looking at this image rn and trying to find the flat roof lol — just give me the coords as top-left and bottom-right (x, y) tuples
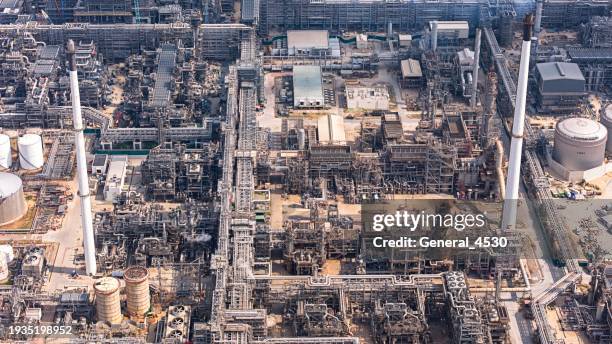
(92, 154), (108, 167)
(398, 34), (412, 41)
(293, 65), (324, 103)
(151, 44), (177, 107)
(346, 85), (390, 111)
(401, 59), (422, 78)
(106, 156), (127, 186)
(429, 21), (469, 31)
(287, 30), (329, 50)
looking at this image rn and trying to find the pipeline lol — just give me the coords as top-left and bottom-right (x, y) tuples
(495, 139), (506, 200)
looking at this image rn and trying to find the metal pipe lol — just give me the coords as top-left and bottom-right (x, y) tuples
(431, 21), (438, 52)
(67, 39), (97, 276)
(495, 139), (506, 200)
(471, 28), (481, 109)
(501, 15), (533, 232)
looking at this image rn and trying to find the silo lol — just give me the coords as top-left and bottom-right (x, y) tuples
(124, 266), (150, 317)
(18, 134), (44, 170)
(94, 277), (122, 324)
(601, 104), (612, 152)
(0, 172), (27, 226)
(0, 134), (11, 168)
(553, 117), (607, 171)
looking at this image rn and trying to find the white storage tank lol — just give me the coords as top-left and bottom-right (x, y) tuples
(0, 172), (27, 226)
(0, 134), (11, 169)
(601, 104), (612, 152)
(18, 134), (44, 170)
(553, 117), (607, 171)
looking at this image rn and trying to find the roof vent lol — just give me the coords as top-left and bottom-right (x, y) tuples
(555, 62), (566, 76)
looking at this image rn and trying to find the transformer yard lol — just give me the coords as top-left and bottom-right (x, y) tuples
(0, 1), (610, 343)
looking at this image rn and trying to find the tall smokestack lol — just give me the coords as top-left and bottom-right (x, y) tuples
(67, 40), (97, 276)
(531, 0), (543, 64)
(431, 21), (438, 52)
(534, 0), (543, 36)
(501, 15), (533, 232)
(471, 28), (481, 109)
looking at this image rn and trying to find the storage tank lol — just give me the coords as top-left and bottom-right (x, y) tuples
(0, 256), (8, 284)
(94, 277), (122, 324)
(553, 117), (607, 171)
(124, 266), (150, 317)
(18, 134), (44, 170)
(0, 134), (11, 169)
(0, 172), (27, 226)
(601, 104), (612, 152)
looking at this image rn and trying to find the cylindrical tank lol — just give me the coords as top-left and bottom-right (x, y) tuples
(601, 104), (612, 152)
(0, 134), (11, 169)
(0, 256), (8, 284)
(553, 117), (607, 171)
(94, 277), (122, 324)
(18, 134), (44, 170)
(297, 129), (306, 150)
(0, 172), (27, 226)
(0, 245), (14, 263)
(124, 266), (150, 317)
(596, 300), (606, 321)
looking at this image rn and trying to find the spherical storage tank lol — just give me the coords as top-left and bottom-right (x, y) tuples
(18, 134), (43, 170)
(0, 172), (27, 226)
(601, 104), (612, 152)
(553, 117), (607, 171)
(0, 134), (11, 169)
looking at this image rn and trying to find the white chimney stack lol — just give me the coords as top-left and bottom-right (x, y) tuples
(431, 21), (438, 52)
(501, 15), (534, 232)
(67, 40), (97, 276)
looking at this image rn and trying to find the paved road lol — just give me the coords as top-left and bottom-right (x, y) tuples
(42, 178), (94, 292)
(498, 121), (564, 344)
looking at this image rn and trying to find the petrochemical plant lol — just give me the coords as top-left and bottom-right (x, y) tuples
(0, 0), (611, 343)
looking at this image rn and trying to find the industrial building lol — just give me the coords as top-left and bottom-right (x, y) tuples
(292, 65), (324, 108)
(345, 86), (390, 111)
(400, 59), (423, 88)
(287, 30), (329, 56)
(0, 1), (610, 344)
(103, 156), (128, 202)
(535, 62), (586, 115)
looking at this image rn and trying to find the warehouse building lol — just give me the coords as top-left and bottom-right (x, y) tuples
(293, 66), (324, 108)
(535, 62), (586, 115)
(400, 59), (423, 88)
(104, 156), (128, 202)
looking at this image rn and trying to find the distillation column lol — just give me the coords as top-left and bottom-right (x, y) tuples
(471, 28), (481, 109)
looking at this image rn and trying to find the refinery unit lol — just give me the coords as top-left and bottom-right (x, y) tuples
(0, 0), (609, 344)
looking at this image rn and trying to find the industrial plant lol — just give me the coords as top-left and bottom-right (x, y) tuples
(0, 0), (610, 343)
